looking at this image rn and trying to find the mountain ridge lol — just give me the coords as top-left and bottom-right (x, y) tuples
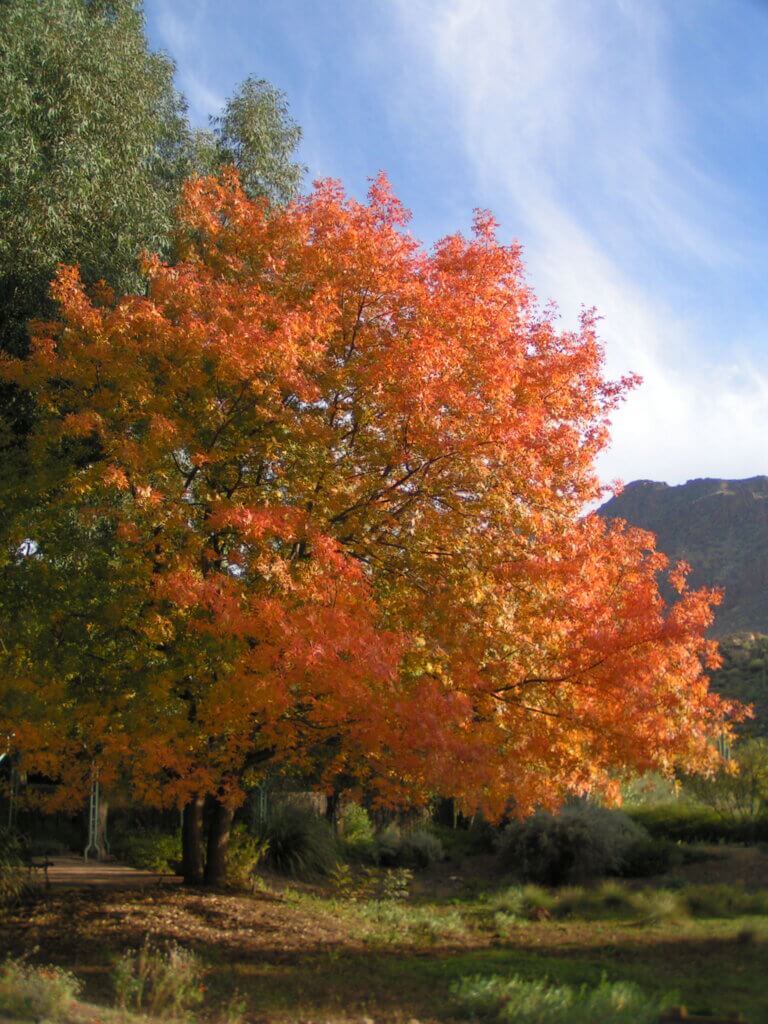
(598, 475), (768, 637)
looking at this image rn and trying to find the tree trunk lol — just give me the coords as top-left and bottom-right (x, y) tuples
(181, 795), (205, 885)
(435, 797), (457, 829)
(203, 798), (234, 886)
(325, 790), (340, 833)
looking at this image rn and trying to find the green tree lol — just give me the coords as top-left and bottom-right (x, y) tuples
(0, 0), (188, 361)
(194, 76), (305, 205)
(0, 0), (304, 487)
(685, 738), (768, 823)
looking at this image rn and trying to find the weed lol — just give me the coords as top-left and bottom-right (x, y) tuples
(0, 956), (81, 1022)
(113, 939), (204, 1016)
(216, 989), (247, 1024)
(381, 867), (413, 901)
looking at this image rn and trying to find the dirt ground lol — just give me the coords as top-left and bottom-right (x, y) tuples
(35, 856), (183, 891)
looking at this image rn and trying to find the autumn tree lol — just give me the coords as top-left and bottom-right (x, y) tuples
(0, 173), (736, 884)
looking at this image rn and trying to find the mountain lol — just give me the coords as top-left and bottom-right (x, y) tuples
(598, 476), (768, 638)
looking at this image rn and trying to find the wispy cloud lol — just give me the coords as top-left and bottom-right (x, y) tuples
(391, 0), (768, 485)
(152, 1), (224, 124)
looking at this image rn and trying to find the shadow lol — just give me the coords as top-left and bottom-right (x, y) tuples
(1, 889), (766, 1021)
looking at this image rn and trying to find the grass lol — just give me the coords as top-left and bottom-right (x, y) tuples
(2, 866), (768, 1022)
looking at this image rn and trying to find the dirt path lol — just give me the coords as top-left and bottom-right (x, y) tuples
(36, 856), (181, 891)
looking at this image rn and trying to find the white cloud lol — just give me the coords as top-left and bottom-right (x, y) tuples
(152, 1), (224, 124)
(391, 0), (768, 486)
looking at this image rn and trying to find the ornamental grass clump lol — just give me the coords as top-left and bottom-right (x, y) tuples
(451, 974), (669, 1023)
(258, 802), (339, 879)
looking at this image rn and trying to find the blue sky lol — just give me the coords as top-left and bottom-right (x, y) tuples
(145, 0), (768, 488)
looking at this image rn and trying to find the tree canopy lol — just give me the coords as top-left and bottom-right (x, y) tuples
(0, 0), (303, 455)
(0, 173), (737, 870)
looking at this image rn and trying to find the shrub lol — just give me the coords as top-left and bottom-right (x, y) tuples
(499, 805), (647, 885)
(626, 802), (768, 844)
(450, 974), (667, 1023)
(0, 957), (81, 1022)
(339, 804), (376, 861)
(0, 829), (25, 905)
(618, 835), (682, 878)
(111, 828), (181, 873)
(684, 739), (768, 822)
(397, 828), (444, 868)
(375, 825), (444, 869)
(431, 818), (498, 860)
(374, 824), (401, 865)
(113, 940), (204, 1016)
(226, 825), (269, 890)
(259, 802), (339, 878)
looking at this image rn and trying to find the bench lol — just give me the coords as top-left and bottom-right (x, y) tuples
(23, 851), (53, 889)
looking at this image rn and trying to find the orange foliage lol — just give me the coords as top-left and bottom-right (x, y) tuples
(0, 172), (737, 816)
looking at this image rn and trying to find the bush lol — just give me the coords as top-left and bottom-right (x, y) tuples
(498, 805), (647, 885)
(226, 825), (269, 890)
(339, 804), (376, 861)
(618, 835), (682, 878)
(259, 802), (339, 878)
(113, 940), (204, 1016)
(0, 957), (81, 1022)
(397, 828), (444, 868)
(375, 825), (444, 869)
(111, 828), (181, 873)
(450, 974), (668, 1023)
(0, 829), (25, 905)
(431, 818), (498, 860)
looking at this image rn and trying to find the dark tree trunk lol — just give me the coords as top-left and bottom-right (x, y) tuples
(203, 798), (234, 886)
(435, 797), (457, 829)
(325, 790), (340, 833)
(181, 795), (205, 885)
